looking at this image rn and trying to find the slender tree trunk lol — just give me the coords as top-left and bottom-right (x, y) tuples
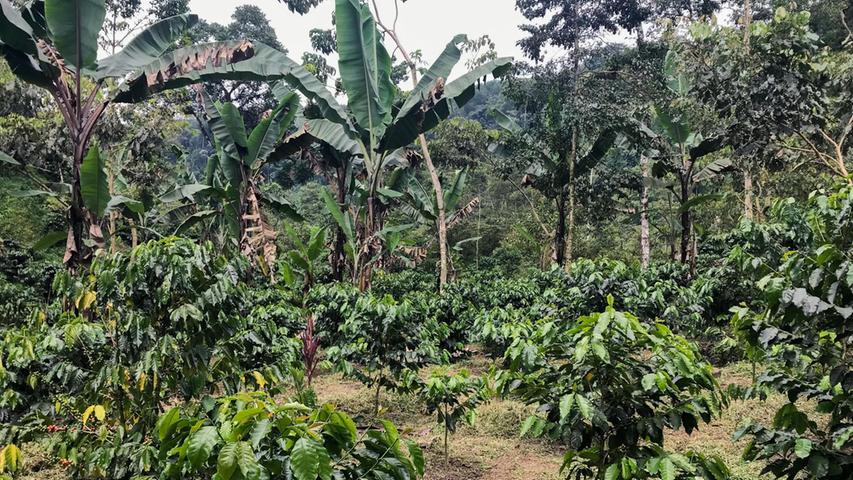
(444, 403), (450, 464)
(554, 189), (568, 267)
(743, 171), (754, 220)
(741, 0), (756, 224)
(566, 15), (580, 272)
(373, 372), (382, 415)
(640, 155), (651, 269)
(690, 224), (698, 276)
(108, 161), (118, 253)
(130, 219), (138, 248)
(374, 17), (450, 291)
(566, 162), (576, 269)
(421, 139), (449, 291)
(331, 168), (347, 281)
(679, 173), (691, 265)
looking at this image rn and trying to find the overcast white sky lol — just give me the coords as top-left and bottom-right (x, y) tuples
(188, 0), (541, 75)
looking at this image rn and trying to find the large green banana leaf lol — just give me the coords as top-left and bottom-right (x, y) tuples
(395, 34), (466, 123)
(380, 56), (512, 152)
(200, 92), (244, 189)
(0, 0), (38, 55)
(443, 169), (468, 212)
(218, 102), (249, 149)
(112, 41), (349, 128)
(96, 14), (198, 78)
(693, 158), (732, 182)
(576, 130), (618, 177)
(44, 0), (105, 69)
(80, 144), (109, 217)
(652, 106), (691, 147)
(289, 119), (362, 158)
(246, 91), (300, 168)
(335, 0), (395, 140)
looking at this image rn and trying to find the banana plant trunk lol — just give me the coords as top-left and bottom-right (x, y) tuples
(358, 195), (384, 291)
(61, 93), (109, 270)
(239, 179), (278, 280)
(67, 149), (87, 268)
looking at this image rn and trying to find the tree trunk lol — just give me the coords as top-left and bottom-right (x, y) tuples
(421, 139), (449, 292)
(743, 171), (754, 220)
(565, 18), (580, 272)
(566, 173), (576, 269)
(690, 224), (698, 277)
(554, 189), (568, 267)
(565, 131), (578, 271)
(679, 173), (691, 265)
(640, 155), (651, 269)
(331, 168), (347, 281)
(375, 20), (450, 292)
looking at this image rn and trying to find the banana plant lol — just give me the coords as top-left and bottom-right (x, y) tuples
(294, 0), (512, 290)
(0, 0), (335, 268)
(639, 53), (730, 270)
(645, 106), (730, 270)
(178, 89), (303, 278)
(493, 109), (617, 268)
(394, 168), (482, 269)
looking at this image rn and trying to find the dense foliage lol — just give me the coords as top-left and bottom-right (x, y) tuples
(1, 0), (852, 478)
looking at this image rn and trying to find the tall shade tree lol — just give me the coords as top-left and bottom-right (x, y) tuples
(683, 8), (853, 195)
(495, 52), (648, 268)
(0, 0), (339, 268)
(515, 0), (650, 60)
(368, 0), (474, 292)
(189, 4), (286, 128)
(296, 0), (511, 290)
(494, 109), (616, 268)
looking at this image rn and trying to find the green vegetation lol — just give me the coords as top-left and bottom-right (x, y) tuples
(0, 0), (851, 479)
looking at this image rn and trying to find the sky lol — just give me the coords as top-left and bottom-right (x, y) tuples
(188, 0), (540, 77)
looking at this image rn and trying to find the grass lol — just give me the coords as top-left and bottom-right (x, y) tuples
(18, 359), (782, 480)
(311, 358), (782, 480)
(665, 361), (785, 480)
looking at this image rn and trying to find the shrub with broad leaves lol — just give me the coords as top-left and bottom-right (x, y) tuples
(496, 298), (729, 479)
(158, 391), (424, 480)
(732, 185), (853, 479)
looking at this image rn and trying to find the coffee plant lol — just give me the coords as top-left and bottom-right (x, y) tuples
(326, 293), (447, 413)
(497, 299), (729, 479)
(732, 185), (853, 479)
(158, 391), (424, 480)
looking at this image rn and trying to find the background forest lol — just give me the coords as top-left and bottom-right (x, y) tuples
(0, 0), (851, 479)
